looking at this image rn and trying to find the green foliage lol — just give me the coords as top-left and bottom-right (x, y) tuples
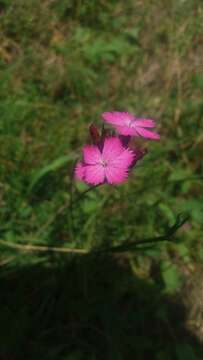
(175, 344), (202, 360)
(28, 154), (77, 193)
(0, 0), (203, 358)
(161, 260), (182, 294)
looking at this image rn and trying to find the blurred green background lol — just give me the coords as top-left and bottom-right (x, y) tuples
(0, 0), (203, 359)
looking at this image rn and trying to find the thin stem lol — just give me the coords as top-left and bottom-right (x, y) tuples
(96, 214), (189, 253)
(74, 184), (101, 204)
(0, 239), (87, 254)
(0, 214), (187, 255)
(69, 160), (78, 240)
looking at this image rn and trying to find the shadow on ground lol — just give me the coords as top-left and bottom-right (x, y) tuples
(0, 255), (202, 360)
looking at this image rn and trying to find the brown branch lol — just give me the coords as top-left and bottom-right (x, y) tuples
(0, 239), (87, 254)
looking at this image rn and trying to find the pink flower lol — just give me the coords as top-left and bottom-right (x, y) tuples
(75, 137), (135, 185)
(102, 111), (160, 140)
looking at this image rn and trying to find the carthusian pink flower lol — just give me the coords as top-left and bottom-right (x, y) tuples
(102, 111), (160, 140)
(75, 137), (135, 185)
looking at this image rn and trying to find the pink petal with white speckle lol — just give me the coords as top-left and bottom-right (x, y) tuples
(83, 145), (102, 165)
(84, 164), (105, 185)
(115, 125), (139, 136)
(75, 162), (85, 180)
(105, 165), (129, 184)
(111, 149), (135, 168)
(133, 119), (155, 128)
(102, 111), (160, 140)
(102, 137), (123, 162)
(102, 112), (134, 126)
(135, 127), (160, 140)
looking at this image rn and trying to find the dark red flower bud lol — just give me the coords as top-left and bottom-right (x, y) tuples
(89, 124), (101, 144)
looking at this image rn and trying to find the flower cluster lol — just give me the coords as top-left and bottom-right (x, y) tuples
(75, 111), (160, 185)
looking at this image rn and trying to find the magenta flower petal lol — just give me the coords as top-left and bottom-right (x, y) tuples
(133, 119), (155, 128)
(84, 164), (105, 185)
(102, 112), (134, 126)
(111, 149), (135, 168)
(102, 111), (160, 140)
(105, 166), (129, 184)
(102, 137), (123, 162)
(75, 136), (138, 186)
(135, 127), (160, 140)
(83, 145), (102, 164)
(75, 162), (85, 180)
(115, 125), (138, 136)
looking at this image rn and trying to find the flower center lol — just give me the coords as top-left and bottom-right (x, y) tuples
(99, 159), (108, 167)
(126, 119), (133, 127)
